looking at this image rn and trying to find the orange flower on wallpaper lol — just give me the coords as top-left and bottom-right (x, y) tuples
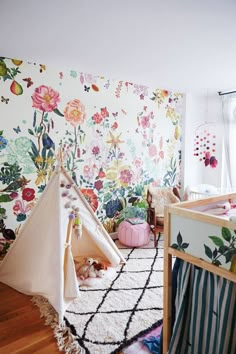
(64, 99), (86, 127)
(80, 188), (98, 212)
(32, 85), (60, 112)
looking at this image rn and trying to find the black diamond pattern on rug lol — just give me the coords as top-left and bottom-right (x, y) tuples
(65, 238), (164, 354)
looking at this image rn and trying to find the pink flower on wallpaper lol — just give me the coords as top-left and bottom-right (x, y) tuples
(149, 144), (157, 157)
(100, 107), (109, 118)
(98, 168), (106, 178)
(9, 192), (18, 200)
(83, 165), (92, 178)
(111, 122), (118, 130)
(13, 199), (34, 214)
(119, 169), (133, 185)
(32, 85), (60, 112)
(92, 146), (100, 156)
(94, 180), (103, 191)
(141, 115), (150, 129)
(64, 99), (86, 127)
(133, 158), (142, 169)
(92, 112), (103, 124)
(13, 203), (21, 212)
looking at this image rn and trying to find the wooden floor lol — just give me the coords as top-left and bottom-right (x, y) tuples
(0, 282), (59, 353)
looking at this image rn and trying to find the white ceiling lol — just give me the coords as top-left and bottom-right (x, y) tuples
(1, 0), (236, 94)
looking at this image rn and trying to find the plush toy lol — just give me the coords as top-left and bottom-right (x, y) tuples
(95, 269), (106, 278)
(87, 261), (108, 278)
(94, 261), (108, 271)
(76, 257), (96, 280)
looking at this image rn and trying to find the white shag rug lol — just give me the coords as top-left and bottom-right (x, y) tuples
(33, 237), (164, 354)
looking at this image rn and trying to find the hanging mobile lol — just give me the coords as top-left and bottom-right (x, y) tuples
(193, 91), (218, 168)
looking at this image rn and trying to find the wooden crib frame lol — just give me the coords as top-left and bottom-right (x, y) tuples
(163, 193), (236, 354)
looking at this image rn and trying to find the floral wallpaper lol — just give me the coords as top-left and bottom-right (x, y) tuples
(0, 56), (184, 253)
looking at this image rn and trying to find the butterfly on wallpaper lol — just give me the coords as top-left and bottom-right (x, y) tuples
(112, 112), (118, 117)
(39, 64), (46, 73)
(1, 96), (9, 104)
(84, 85), (90, 92)
(96, 129), (103, 136)
(59, 72), (63, 79)
(23, 77), (33, 88)
(13, 126), (21, 134)
(104, 80), (110, 89)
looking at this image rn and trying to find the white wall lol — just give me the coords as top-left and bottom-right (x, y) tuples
(1, 0), (236, 94)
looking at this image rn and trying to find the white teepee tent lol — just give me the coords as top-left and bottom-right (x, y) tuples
(0, 166), (125, 322)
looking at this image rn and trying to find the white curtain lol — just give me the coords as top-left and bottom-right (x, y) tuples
(221, 94), (236, 190)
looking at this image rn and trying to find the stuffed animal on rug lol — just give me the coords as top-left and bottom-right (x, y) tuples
(87, 261), (108, 278)
(76, 257), (97, 280)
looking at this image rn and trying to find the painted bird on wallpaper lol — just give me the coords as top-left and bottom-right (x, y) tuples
(0, 176), (30, 193)
(42, 133), (55, 150)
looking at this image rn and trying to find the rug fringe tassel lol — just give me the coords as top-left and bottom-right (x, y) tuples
(31, 296), (84, 354)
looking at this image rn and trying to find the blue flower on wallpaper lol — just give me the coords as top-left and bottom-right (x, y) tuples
(0, 134), (7, 151)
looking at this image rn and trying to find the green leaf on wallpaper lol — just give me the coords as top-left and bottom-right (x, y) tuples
(53, 108), (64, 117)
(33, 111), (37, 127)
(0, 194), (12, 203)
(213, 248), (218, 258)
(2, 74), (12, 81)
(0, 207), (6, 216)
(213, 260), (222, 266)
(218, 245), (230, 254)
(209, 236), (224, 247)
(37, 126), (43, 134)
(181, 243), (189, 249)
(221, 227), (231, 242)
(204, 244), (213, 259)
(177, 232), (183, 245)
(43, 113), (48, 122)
(47, 149), (54, 159)
(28, 128), (34, 136)
(0, 130), (3, 135)
(31, 141), (39, 155)
(42, 147), (46, 159)
(103, 193), (112, 203)
(11, 67), (21, 77)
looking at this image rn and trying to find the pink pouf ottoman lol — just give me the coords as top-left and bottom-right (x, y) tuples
(118, 219), (150, 247)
